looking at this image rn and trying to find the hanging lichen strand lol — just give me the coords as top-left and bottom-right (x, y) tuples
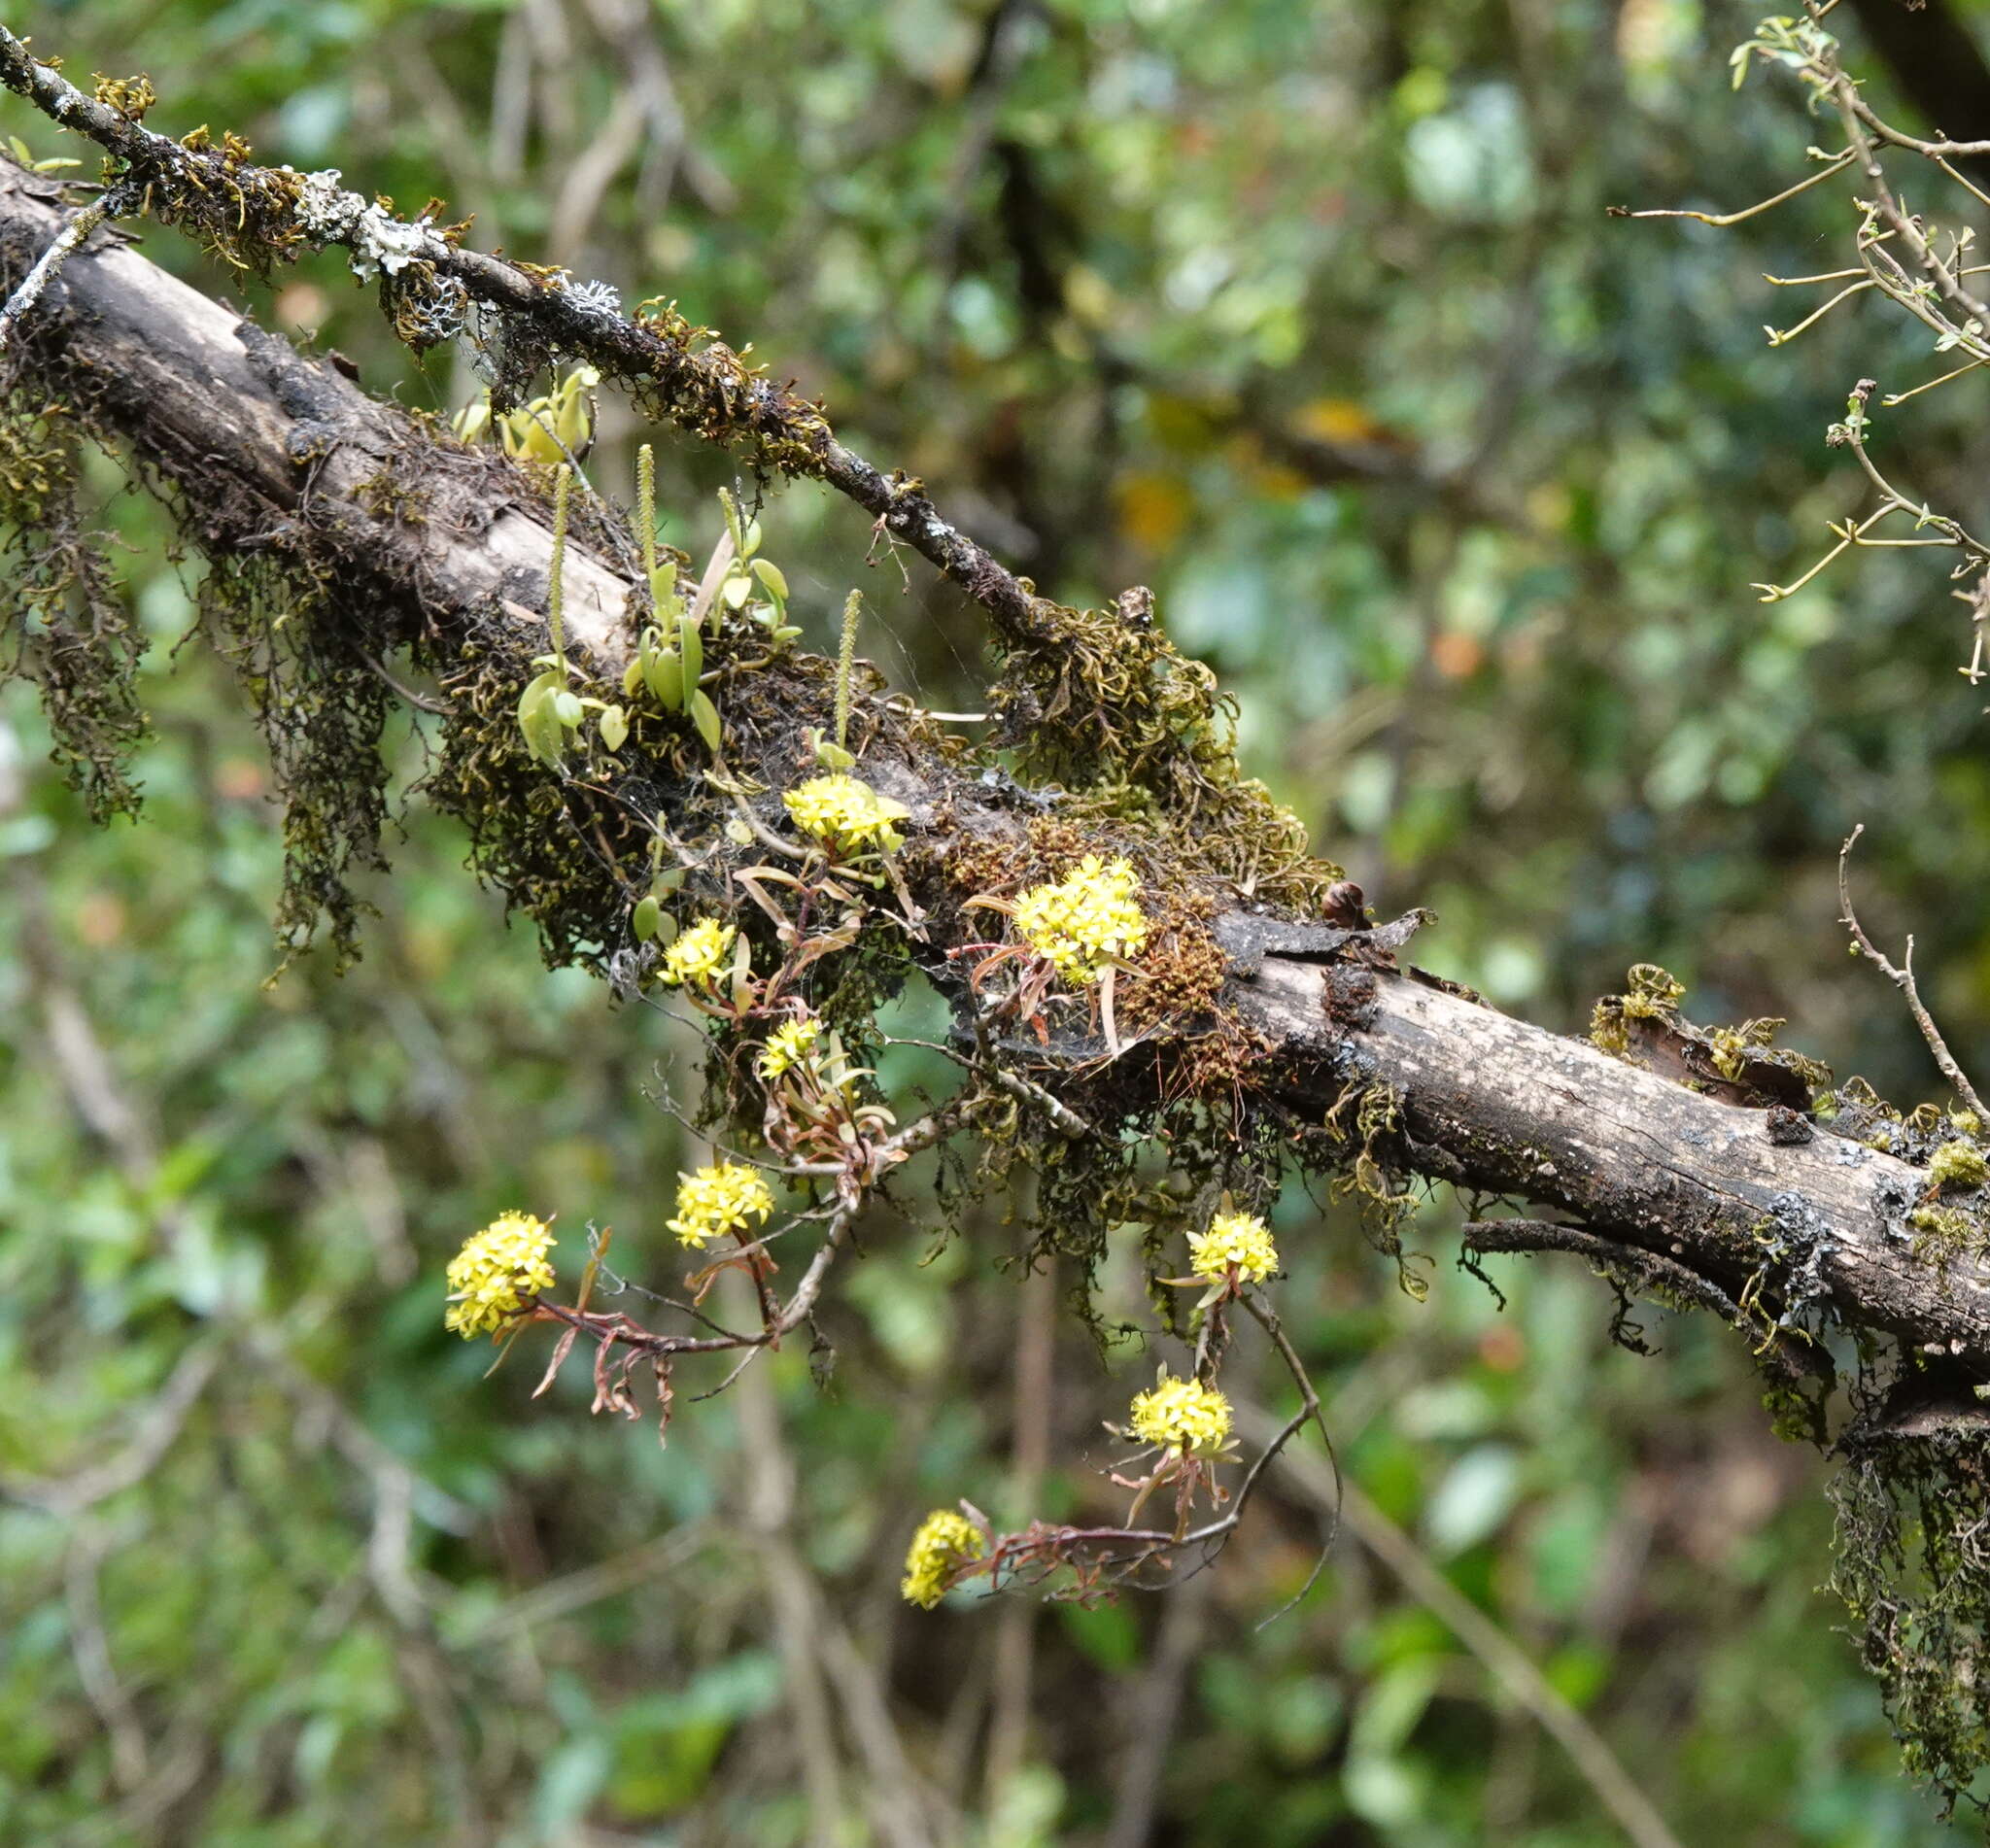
(0, 387), (146, 820)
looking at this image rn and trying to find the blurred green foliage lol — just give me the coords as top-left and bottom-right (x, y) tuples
(6, 0), (1990, 1839)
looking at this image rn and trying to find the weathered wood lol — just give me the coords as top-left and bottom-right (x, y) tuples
(0, 164), (633, 662)
(6, 158), (1989, 1376)
(1233, 959), (1990, 1360)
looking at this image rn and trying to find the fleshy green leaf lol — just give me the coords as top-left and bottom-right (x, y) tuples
(644, 648), (683, 709)
(680, 609), (703, 692)
(690, 689), (723, 751)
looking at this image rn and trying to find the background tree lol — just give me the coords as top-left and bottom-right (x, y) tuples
(7, 2), (1990, 1844)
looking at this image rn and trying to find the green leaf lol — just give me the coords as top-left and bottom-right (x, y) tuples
(648, 565), (683, 626)
(690, 689), (722, 752)
(644, 648), (683, 709)
(722, 570), (753, 610)
(680, 608), (703, 692)
(518, 670), (566, 756)
(518, 668), (561, 725)
(633, 895), (663, 942)
(523, 703), (565, 767)
(752, 558), (788, 601)
(552, 690), (584, 728)
(623, 658), (644, 698)
(599, 704), (629, 753)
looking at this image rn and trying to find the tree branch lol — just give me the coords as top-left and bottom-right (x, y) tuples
(2, 155), (1987, 1388)
(1842, 0), (1990, 189)
(0, 27), (1062, 651)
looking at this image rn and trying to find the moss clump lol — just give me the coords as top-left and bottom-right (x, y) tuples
(196, 552), (395, 970)
(1589, 963), (1686, 1055)
(0, 392), (148, 820)
(91, 72), (157, 120)
(1907, 1206), (1982, 1273)
(1704, 1017), (1831, 1091)
(1833, 1424), (1990, 1818)
(1928, 1140), (1990, 1192)
(1589, 964), (1830, 1105)
(985, 594), (1340, 913)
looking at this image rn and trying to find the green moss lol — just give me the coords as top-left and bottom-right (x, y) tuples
(985, 596), (1342, 913)
(1590, 963), (1685, 1056)
(1622, 963), (1685, 1018)
(1706, 1016), (1832, 1091)
(1833, 1433), (1990, 1818)
(0, 392), (149, 821)
(1928, 1140), (1989, 1191)
(1907, 1205), (1981, 1262)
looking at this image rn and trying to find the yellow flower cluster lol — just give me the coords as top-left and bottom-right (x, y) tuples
(900, 1508), (985, 1609)
(1188, 1211), (1280, 1285)
(444, 1212), (556, 1339)
(660, 916), (738, 988)
(757, 1016), (822, 1079)
(668, 1161), (775, 1249)
(782, 773), (909, 854)
(1129, 1371), (1232, 1455)
(660, 914), (739, 986)
(1012, 855), (1149, 981)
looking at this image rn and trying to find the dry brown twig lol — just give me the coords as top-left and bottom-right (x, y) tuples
(1837, 823), (1988, 1118)
(1617, 2), (1990, 677)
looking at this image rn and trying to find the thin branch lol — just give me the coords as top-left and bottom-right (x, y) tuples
(0, 28), (1063, 651)
(1764, 276), (1870, 346)
(1462, 1218), (1745, 1322)
(1240, 1401), (1686, 1848)
(357, 645), (456, 716)
(0, 174), (135, 353)
(1882, 357), (1990, 407)
(1838, 824), (1988, 1118)
(65, 1523), (151, 1794)
(1611, 150), (1856, 226)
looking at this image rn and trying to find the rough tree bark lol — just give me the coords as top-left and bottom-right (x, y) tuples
(3, 157), (1987, 1404)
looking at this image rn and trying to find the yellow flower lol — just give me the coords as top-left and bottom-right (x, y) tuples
(668, 1161), (776, 1249)
(1129, 1371), (1232, 1455)
(660, 916), (738, 988)
(757, 1016), (822, 1079)
(1188, 1211), (1279, 1285)
(1012, 855), (1149, 982)
(900, 1508), (984, 1609)
(782, 772), (910, 854)
(445, 1212), (556, 1339)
